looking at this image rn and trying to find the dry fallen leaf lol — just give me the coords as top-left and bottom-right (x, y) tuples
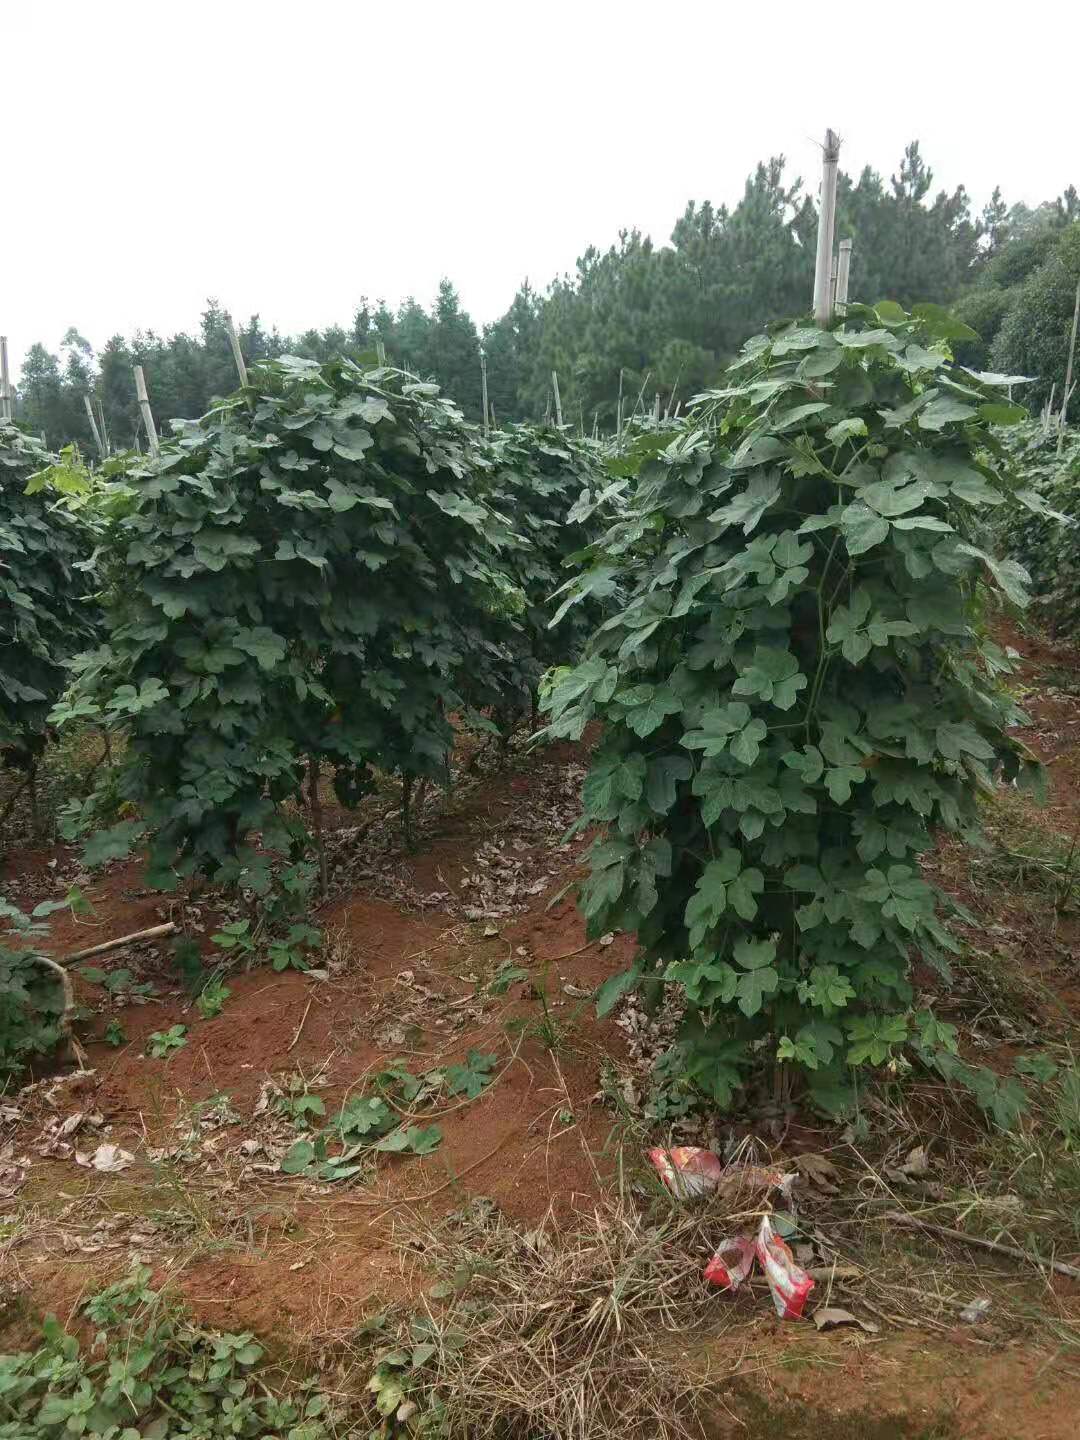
(0, 1159), (27, 1199)
(796, 1152), (841, 1192)
(899, 1145), (930, 1177)
(813, 1306), (880, 1334)
(75, 1143), (135, 1173)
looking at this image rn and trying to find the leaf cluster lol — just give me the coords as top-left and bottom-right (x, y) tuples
(0, 423), (99, 758)
(0, 1266), (333, 1438)
(280, 1050), (497, 1181)
(0, 893), (83, 1079)
(542, 302), (1046, 1120)
(993, 419), (1080, 632)
(54, 361), (607, 888)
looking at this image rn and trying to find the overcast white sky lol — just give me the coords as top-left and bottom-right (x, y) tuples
(5, 1), (1077, 373)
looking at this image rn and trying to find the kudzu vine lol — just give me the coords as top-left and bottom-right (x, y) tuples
(543, 302), (1051, 1124)
(0, 424), (98, 771)
(57, 360), (605, 890)
(994, 418), (1080, 634)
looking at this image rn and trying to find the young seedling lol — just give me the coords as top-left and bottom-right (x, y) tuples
(147, 1024), (187, 1059)
(195, 979), (231, 1019)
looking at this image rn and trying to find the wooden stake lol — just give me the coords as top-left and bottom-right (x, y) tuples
(1058, 278), (1080, 453)
(83, 395), (106, 460)
(551, 370), (563, 427)
(835, 238), (853, 310)
(812, 129), (842, 327)
(309, 758), (328, 897)
(1043, 383), (1057, 437)
(132, 365), (159, 455)
(224, 312), (248, 389)
(58, 921), (178, 967)
(885, 1210), (1080, 1282)
(480, 349), (489, 434)
(616, 367), (624, 439)
(375, 339), (386, 366)
(632, 370), (652, 416)
(0, 336), (11, 422)
(97, 397), (111, 455)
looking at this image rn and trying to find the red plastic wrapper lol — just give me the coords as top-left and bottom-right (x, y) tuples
(648, 1148), (796, 1203)
(702, 1235), (755, 1291)
(754, 1215), (815, 1319)
(647, 1146), (726, 1199)
(703, 1216), (815, 1319)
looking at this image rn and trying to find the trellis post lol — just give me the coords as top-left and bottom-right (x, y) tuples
(83, 395), (106, 459)
(812, 129), (842, 327)
(1058, 279), (1080, 453)
(835, 238), (853, 310)
(225, 312), (249, 389)
(0, 336), (11, 421)
(133, 365), (159, 455)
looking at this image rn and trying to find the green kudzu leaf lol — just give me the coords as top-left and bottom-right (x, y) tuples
(978, 402), (1025, 425)
(445, 1049), (497, 1099)
(710, 471), (782, 535)
(825, 417), (868, 446)
(917, 395), (977, 430)
(596, 965), (642, 1017)
(622, 687), (683, 737)
(374, 1125), (443, 1155)
(733, 936), (776, 970)
(281, 1142), (316, 1174)
(685, 850), (743, 946)
(645, 755), (692, 814)
(735, 965), (778, 1017)
(81, 821), (147, 868)
(840, 501), (890, 555)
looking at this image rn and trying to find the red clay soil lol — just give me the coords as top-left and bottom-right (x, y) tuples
(926, 619), (1080, 1031)
(4, 647), (1080, 1435)
(3, 742), (634, 1343)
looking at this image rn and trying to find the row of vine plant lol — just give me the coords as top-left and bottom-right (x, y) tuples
(539, 301), (1058, 1126)
(1, 315), (1073, 1124)
(0, 363), (613, 1075)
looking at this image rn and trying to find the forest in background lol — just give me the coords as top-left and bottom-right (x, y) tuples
(10, 141), (1080, 451)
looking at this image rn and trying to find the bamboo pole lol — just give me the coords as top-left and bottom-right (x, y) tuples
(632, 370), (652, 417)
(97, 397), (111, 455)
(83, 395), (106, 460)
(133, 365), (159, 455)
(58, 921), (178, 967)
(812, 129), (842, 327)
(1043, 384), (1057, 437)
(480, 349), (489, 434)
(835, 238), (853, 310)
(1058, 279), (1080, 453)
(616, 367), (624, 440)
(0, 336), (11, 422)
(224, 312), (248, 388)
(551, 369), (563, 427)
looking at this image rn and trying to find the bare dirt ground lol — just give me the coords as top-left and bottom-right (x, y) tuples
(3, 622), (1080, 1438)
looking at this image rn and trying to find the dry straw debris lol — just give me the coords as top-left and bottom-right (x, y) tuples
(326, 1196), (724, 1440)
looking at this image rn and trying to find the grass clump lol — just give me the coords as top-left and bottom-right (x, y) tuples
(0, 1266), (336, 1438)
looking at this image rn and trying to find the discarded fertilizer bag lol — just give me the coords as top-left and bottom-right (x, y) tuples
(702, 1235), (756, 1290)
(648, 1147), (796, 1203)
(647, 1146), (725, 1198)
(704, 1214), (815, 1320)
(755, 1214), (815, 1319)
